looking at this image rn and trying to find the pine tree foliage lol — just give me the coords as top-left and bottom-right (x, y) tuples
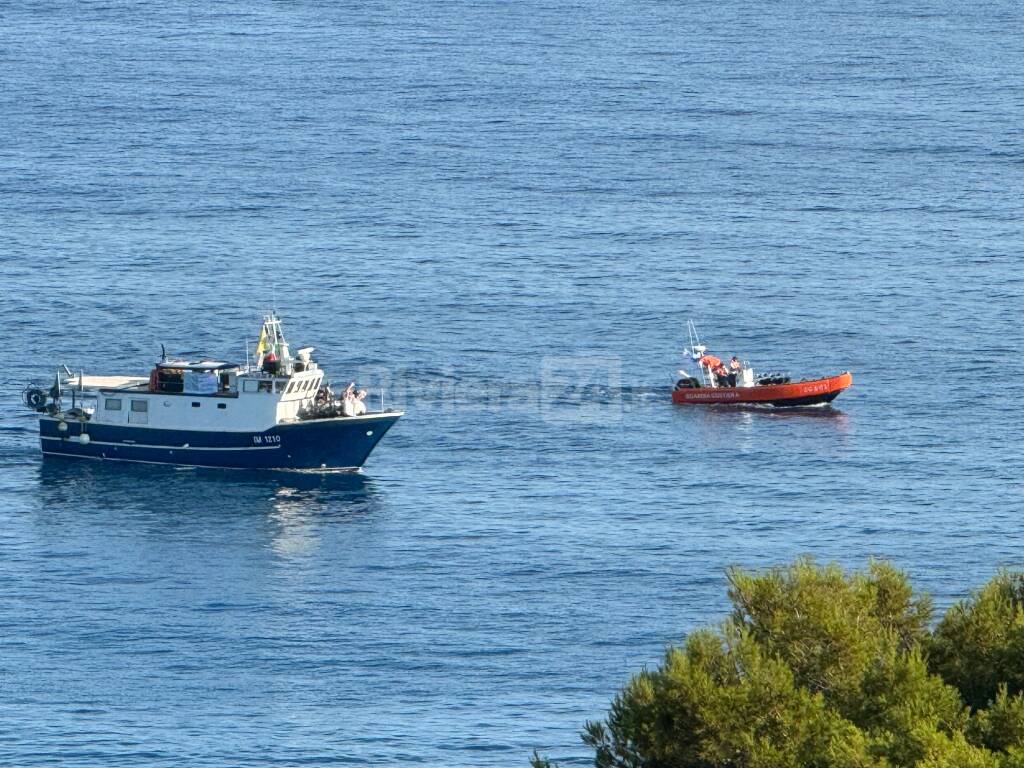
(930, 572), (1024, 710)
(531, 560), (1024, 768)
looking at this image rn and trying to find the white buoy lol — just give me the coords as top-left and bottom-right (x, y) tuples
(57, 421), (68, 432)
(78, 433), (91, 445)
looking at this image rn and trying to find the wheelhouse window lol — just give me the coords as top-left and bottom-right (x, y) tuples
(130, 400), (148, 412)
(105, 398), (122, 411)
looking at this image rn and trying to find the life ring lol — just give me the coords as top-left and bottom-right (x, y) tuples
(24, 388), (47, 410)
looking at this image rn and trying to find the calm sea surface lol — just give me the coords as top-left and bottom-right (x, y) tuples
(1, 0), (1023, 764)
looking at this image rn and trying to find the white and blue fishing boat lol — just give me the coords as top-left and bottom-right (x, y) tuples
(22, 313), (403, 470)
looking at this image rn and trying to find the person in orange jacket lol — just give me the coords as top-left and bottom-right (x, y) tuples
(697, 354), (730, 386)
(705, 361), (727, 387)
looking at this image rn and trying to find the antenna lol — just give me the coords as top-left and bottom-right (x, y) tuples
(685, 320), (705, 359)
(684, 320), (711, 387)
(160, 343), (167, 362)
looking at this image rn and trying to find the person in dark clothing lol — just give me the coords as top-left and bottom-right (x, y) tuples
(727, 356), (742, 387)
(712, 361), (731, 387)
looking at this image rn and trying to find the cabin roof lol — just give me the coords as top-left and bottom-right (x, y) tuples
(66, 375), (150, 390)
(157, 360), (237, 372)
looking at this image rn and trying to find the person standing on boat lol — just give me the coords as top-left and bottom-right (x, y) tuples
(727, 356), (742, 387)
(342, 382), (366, 416)
(698, 353), (721, 371)
(712, 361), (731, 387)
(354, 388), (368, 416)
(262, 349), (280, 375)
(698, 353), (725, 387)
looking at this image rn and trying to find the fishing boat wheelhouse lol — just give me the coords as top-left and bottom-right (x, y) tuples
(23, 313), (402, 470)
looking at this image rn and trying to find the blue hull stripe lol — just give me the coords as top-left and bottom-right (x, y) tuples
(40, 436), (282, 452)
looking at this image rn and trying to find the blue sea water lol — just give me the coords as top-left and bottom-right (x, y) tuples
(1, 0), (1023, 764)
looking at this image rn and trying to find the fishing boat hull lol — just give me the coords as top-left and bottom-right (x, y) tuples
(38, 412), (402, 470)
(672, 372), (852, 407)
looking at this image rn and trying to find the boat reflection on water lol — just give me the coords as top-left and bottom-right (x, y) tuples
(256, 472), (379, 557)
(677, 403), (851, 451)
(34, 458), (380, 558)
(733, 404), (851, 422)
(682, 403), (850, 423)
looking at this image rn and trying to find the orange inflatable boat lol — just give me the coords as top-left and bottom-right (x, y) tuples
(672, 371), (853, 406)
(672, 322), (852, 407)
